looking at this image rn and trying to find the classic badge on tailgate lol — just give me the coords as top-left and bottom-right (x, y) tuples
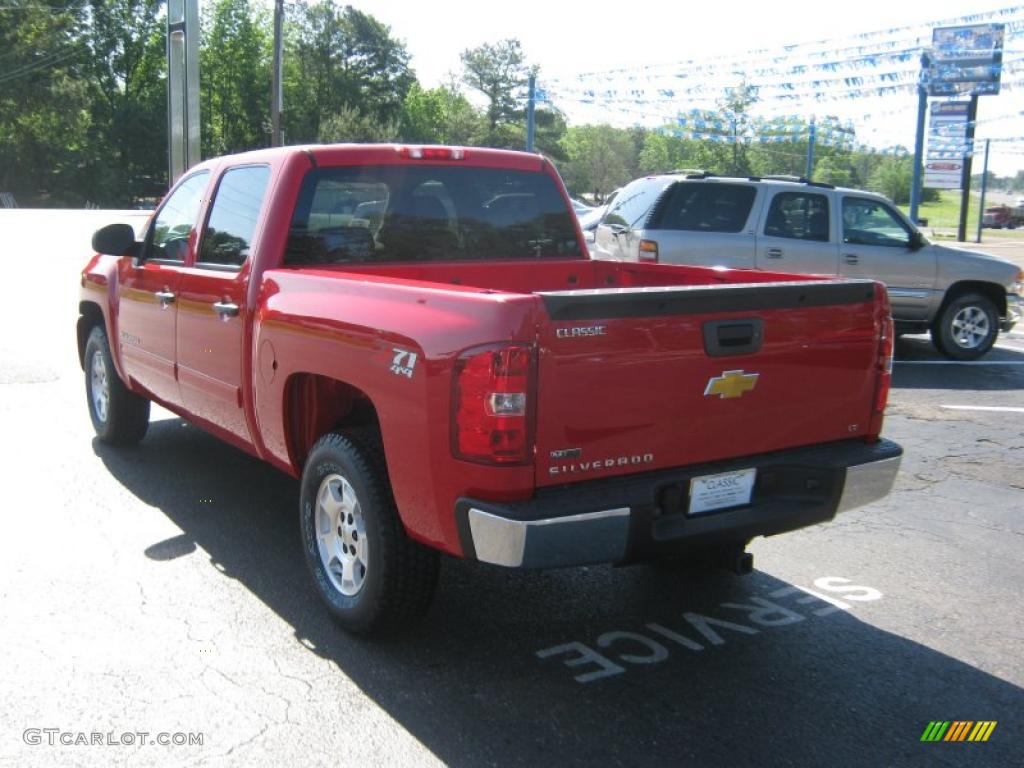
(704, 370), (759, 399)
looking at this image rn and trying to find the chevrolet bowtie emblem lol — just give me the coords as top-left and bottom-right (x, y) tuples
(704, 370), (759, 399)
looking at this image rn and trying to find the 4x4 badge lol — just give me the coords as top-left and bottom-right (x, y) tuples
(705, 370), (759, 399)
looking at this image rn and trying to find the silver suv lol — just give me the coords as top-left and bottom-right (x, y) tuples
(593, 173), (1023, 359)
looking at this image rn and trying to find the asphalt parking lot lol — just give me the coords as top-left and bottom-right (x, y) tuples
(1, 212), (1021, 767)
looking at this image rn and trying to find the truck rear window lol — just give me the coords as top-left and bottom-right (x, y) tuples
(285, 165), (581, 264)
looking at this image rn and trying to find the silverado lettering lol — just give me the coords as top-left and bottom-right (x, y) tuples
(78, 143), (902, 638)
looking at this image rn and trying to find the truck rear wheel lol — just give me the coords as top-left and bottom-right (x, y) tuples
(931, 293), (998, 360)
(299, 430), (439, 635)
(84, 326), (150, 444)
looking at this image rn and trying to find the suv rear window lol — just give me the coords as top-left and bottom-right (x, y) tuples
(285, 166), (580, 264)
(653, 182), (756, 233)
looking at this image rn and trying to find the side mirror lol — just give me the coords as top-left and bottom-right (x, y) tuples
(909, 231), (926, 251)
(92, 223), (138, 257)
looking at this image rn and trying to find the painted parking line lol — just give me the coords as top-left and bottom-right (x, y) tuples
(894, 360), (1024, 365)
(940, 405), (1024, 413)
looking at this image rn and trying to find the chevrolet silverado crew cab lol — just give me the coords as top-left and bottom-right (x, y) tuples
(79, 145), (901, 635)
(593, 173), (1023, 360)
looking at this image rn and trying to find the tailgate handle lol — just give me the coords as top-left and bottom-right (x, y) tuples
(703, 319), (763, 357)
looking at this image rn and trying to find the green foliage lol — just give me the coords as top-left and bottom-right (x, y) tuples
(201, 0), (270, 157)
(559, 124), (635, 197)
(868, 156), (913, 204)
(399, 81), (482, 145)
(319, 104), (398, 143)
(460, 38), (528, 146)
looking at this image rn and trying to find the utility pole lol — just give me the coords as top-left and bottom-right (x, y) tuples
(956, 95), (978, 242)
(975, 138), (990, 244)
(271, 0), (283, 147)
(805, 117), (816, 180)
(525, 74), (536, 152)
(909, 52), (929, 225)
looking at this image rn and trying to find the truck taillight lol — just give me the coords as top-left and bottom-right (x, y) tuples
(638, 239), (659, 263)
(452, 344), (535, 465)
(874, 309), (894, 414)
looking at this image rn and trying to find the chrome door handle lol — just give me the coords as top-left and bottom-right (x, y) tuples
(213, 301), (239, 318)
(843, 253), (859, 265)
(765, 248), (783, 259)
(155, 290), (176, 307)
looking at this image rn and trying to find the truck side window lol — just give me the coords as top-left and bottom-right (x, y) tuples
(842, 197), (912, 248)
(764, 192), (830, 242)
(148, 171), (210, 263)
(655, 183), (755, 233)
(198, 165), (271, 269)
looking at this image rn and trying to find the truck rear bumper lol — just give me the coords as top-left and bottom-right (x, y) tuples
(456, 438), (902, 569)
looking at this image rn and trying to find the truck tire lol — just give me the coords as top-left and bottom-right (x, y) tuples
(84, 326), (150, 444)
(931, 293), (999, 360)
(299, 429), (439, 635)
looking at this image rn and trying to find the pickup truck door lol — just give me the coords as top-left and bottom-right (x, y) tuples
(754, 189), (839, 274)
(117, 171), (210, 405)
(175, 165), (272, 444)
(837, 195), (937, 321)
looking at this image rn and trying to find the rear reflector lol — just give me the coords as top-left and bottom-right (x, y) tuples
(396, 146), (466, 160)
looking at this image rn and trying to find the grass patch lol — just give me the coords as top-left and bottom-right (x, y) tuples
(899, 190), (983, 229)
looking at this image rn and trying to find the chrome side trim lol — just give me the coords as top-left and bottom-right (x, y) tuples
(468, 507), (630, 568)
(836, 456), (902, 514)
(886, 289), (930, 299)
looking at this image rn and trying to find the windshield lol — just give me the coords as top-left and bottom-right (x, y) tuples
(285, 165), (581, 265)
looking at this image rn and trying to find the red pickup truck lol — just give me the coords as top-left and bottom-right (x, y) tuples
(79, 144), (901, 635)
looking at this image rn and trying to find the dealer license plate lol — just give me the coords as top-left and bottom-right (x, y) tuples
(687, 468), (756, 515)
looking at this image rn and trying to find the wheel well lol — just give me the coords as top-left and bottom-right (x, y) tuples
(77, 302), (105, 369)
(284, 373), (380, 469)
(937, 281), (1006, 321)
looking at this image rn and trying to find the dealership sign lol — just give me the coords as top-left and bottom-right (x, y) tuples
(927, 23), (1004, 97)
(924, 101), (969, 189)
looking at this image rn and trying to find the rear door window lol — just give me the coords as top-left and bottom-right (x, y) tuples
(602, 178), (672, 230)
(198, 165), (271, 269)
(653, 182), (756, 233)
(285, 165), (580, 264)
(763, 191), (830, 242)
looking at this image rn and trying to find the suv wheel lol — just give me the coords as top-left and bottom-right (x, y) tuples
(931, 293), (999, 360)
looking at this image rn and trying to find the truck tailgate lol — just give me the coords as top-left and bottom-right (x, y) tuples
(534, 279), (882, 487)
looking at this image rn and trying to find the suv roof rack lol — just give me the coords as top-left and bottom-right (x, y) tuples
(656, 168), (708, 177)
(756, 174), (837, 190)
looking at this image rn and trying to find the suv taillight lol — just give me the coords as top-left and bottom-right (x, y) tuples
(639, 239), (659, 263)
(452, 344), (535, 465)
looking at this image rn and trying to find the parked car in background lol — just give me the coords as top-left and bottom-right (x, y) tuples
(570, 197), (594, 216)
(592, 172), (1022, 360)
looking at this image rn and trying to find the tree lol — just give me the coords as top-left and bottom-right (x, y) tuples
(80, 0), (168, 205)
(560, 125), (635, 198)
(399, 81), (482, 145)
(868, 156), (914, 204)
(201, 0), (270, 157)
(460, 38), (528, 146)
(319, 104), (398, 143)
(0, 2), (91, 202)
(284, 2), (414, 144)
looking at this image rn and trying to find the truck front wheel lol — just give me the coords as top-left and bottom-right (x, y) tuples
(299, 430), (439, 635)
(84, 326), (150, 444)
(931, 293), (999, 360)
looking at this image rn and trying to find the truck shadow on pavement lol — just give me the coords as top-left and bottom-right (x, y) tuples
(95, 420), (1023, 767)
